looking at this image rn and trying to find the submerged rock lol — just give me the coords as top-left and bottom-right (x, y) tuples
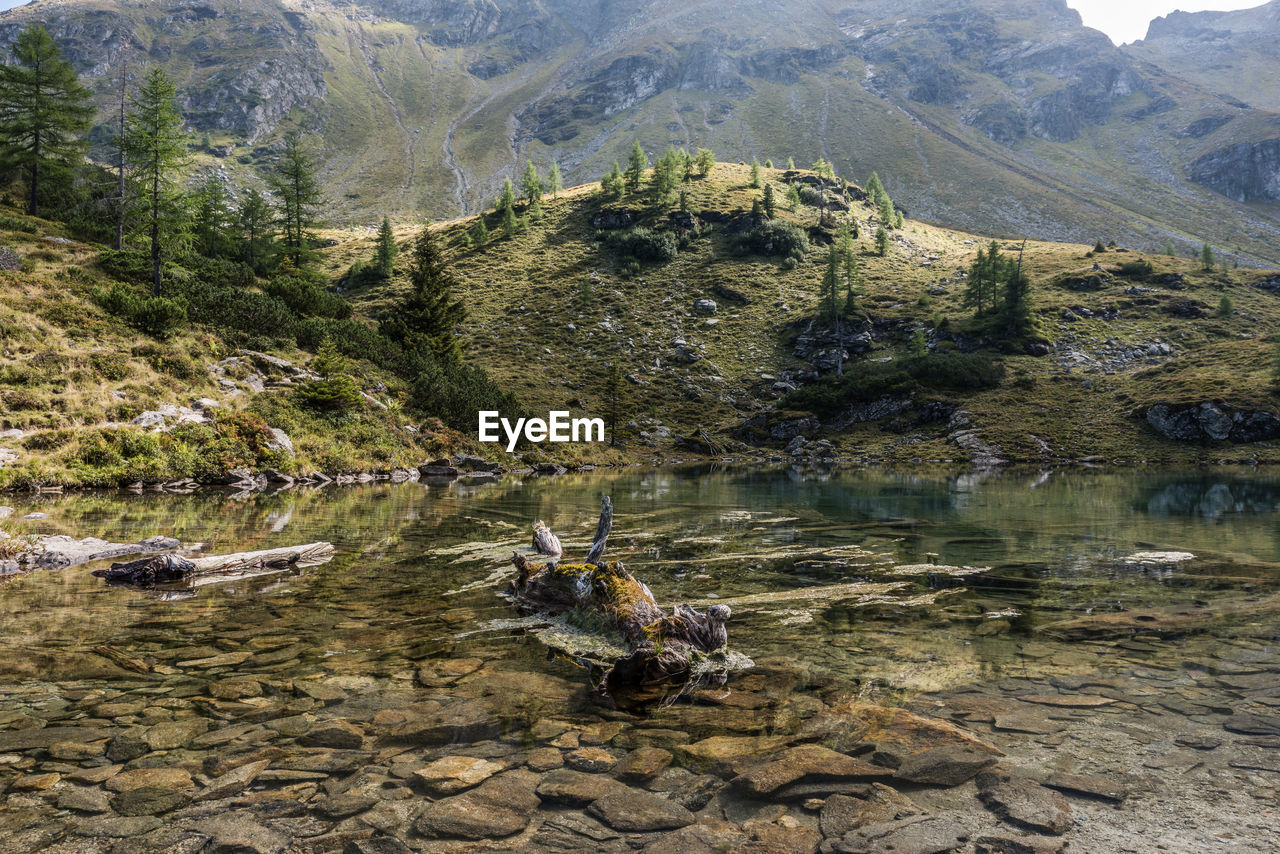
(415, 770), (541, 839)
(732, 744), (892, 797)
(976, 771), (1072, 835)
(821, 814), (969, 854)
(588, 789), (695, 831)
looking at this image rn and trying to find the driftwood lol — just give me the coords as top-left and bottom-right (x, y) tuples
(509, 497), (732, 705)
(93, 542), (335, 590)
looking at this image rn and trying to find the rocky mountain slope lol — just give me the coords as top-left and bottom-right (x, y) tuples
(2, 0), (1279, 265)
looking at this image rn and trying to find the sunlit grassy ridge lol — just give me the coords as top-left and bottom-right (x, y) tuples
(332, 162), (1280, 465)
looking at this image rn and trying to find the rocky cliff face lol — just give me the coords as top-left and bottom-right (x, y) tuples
(0, 0), (326, 140)
(1190, 139), (1280, 203)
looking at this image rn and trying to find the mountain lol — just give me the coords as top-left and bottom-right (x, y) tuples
(3, 0), (1280, 265)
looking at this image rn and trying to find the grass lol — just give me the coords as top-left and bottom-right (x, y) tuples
(3, 162), (1280, 489)
(333, 162), (1280, 466)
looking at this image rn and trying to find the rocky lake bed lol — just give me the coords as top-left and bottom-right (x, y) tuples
(2, 468), (1279, 853)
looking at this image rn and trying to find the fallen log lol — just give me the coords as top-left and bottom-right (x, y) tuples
(92, 542), (335, 589)
(508, 497), (736, 706)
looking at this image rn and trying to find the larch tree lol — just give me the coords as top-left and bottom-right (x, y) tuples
(625, 141), (647, 192)
(0, 23), (94, 217)
(121, 66), (190, 296)
(236, 188), (274, 274)
(380, 224), (467, 362)
(192, 174), (233, 258)
(520, 160), (542, 205)
(762, 182), (776, 218)
(547, 161), (563, 200)
(373, 216), (397, 277)
(269, 132), (324, 265)
(694, 148), (715, 178)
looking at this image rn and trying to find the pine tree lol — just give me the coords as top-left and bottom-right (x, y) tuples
(822, 248), (840, 321)
(496, 177), (516, 213)
(192, 174), (233, 258)
(547, 161), (563, 200)
(625, 141), (647, 192)
(122, 67), (190, 296)
(1200, 243), (1216, 270)
(866, 171), (885, 201)
(236, 188), (273, 274)
(750, 196), (763, 221)
(812, 158), (834, 180)
(962, 245), (993, 317)
(501, 203), (518, 234)
(999, 240), (1034, 338)
(762, 182), (776, 218)
(879, 194), (896, 229)
(380, 225), (467, 362)
(650, 147), (682, 204)
(750, 157), (761, 188)
(694, 148), (715, 177)
(269, 132), (323, 265)
(0, 24), (94, 217)
(786, 182), (801, 211)
(470, 215), (489, 245)
(875, 226), (890, 257)
(786, 157), (795, 170)
(520, 160), (542, 205)
(1163, 241), (1176, 257)
(373, 216), (397, 277)
(601, 160), (624, 198)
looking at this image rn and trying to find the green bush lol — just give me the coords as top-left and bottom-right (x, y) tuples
(733, 220), (808, 258)
(783, 352), (1004, 418)
(1117, 259), (1154, 278)
(608, 227), (680, 262)
(93, 282), (186, 338)
(265, 273), (352, 319)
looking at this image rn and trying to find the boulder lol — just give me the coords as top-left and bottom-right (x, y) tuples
(894, 746), (998, 786)
(820, 784), (921, 838)
(536, 768), (631, 806)
(693, 298), (718, 314)
(588, 790), (695, 831)
(822, 814), (969, 854)
(1146, 401), (1280, 443)
(976, 772), (1072, 836)
(415, 770), (541, 839)
(732, 744), (892, 797)
(196, 813), (289, 854)
(411, 755), (504, 795)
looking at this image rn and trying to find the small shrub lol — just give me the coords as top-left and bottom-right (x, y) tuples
(1218, 295), (1234, 317)
(90, 352), (130, 381)
(1117, 259), (1154, 278)
(608, 227), (680, 262)
(783, 352), (1005, 418)
(734, 220), (808, 258)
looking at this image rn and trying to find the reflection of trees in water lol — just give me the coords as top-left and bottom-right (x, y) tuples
(1141, 478), (1280, 520)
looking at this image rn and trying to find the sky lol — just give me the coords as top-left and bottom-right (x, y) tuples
(0, 0), (1267, 44)
(1067, 0), (1265, 43)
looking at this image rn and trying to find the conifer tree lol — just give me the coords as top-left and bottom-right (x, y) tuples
(786, 182), (801, 211)
(875, 226), (890, 257)
(374, 216), (397, 277)
(601, 160), (624, 198)
(548, 161), (563, 200)
(0, 24), (94, 217)
(192, 174), (233, 258)
(122, 67), (190, 296)
(520, 160), (542, 205)
(866, 171), (885, 200)
(236, 188), (273, 274)
(812, 158), (834, 180)
(501, 203), (518, 235)
(750, 196), (763, 221)
(650, 147), (682, 204)
(879, 194), (896, 228)
(269, 132), (323, 265)
(786, 156), (795, 170)
(1000, 241), (1034, 338)
(470, 215), (489, 245)
(750, 157), (761, 188)
(694, 148), (715, 177)
(962, 245), (994, 317)
(496, 177), (516, 214)
(763, 182), (776, 218)
(1200, 243), (1216, 271)
(625, 141), (647, 192)
(380, 224), (466, 361)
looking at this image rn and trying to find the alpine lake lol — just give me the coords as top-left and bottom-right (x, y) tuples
(2, 466), (1279, 854)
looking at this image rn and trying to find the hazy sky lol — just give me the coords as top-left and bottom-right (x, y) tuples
(0, 0), (1267, 45)
(1070, 1), (1267, 42)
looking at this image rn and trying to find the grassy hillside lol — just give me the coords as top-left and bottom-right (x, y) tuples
(333, 162), (1280, 466)
(0, 210), (464, 490)
(3, 163), (1280, 492)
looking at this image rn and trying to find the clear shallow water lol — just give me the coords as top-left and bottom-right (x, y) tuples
(3, 466), (1280, 852)
(4, 467), (1278, 693)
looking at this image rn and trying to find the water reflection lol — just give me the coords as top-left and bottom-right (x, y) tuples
(1141, 476), (1280, 520)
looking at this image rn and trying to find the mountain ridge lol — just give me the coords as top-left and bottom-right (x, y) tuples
(2, 0), (1279, 265)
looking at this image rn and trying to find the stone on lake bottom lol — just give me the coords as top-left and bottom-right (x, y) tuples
(975, 835), (1067, 854)
(299, 719), (364, 749)
(536, 767), (631, 806)
(412, 755), (504, 795)
(105, 767), (194, 792)
(415, 770), (541, 839)
(616, 746), (673, 781)
(526, 746), (564, 771)
(565, 746), (617, 773)
(588, 789), (696, 831)
(894, 746), (998, 786)
(1042, 772), (1129, 803)
(820, 784), (921, 838)
(196, 813), (289, 854)
(976, 772), (1072, 836)
(732, 744), (892, 797)
(823, 814), (969, 854)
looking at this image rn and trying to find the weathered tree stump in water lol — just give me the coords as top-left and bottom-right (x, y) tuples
(509, 497), (732, 705)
